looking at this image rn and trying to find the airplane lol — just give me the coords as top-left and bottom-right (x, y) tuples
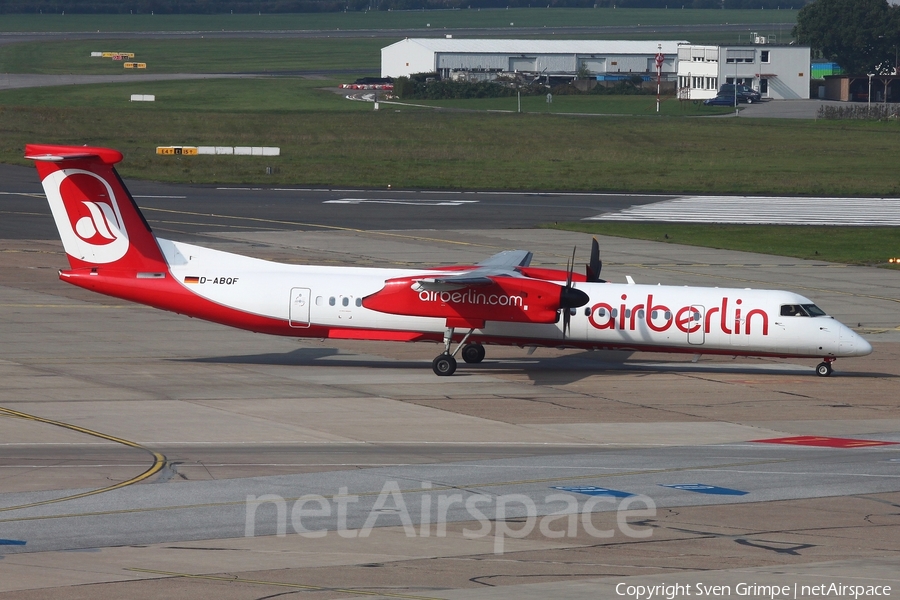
(24, 143), (872, 377)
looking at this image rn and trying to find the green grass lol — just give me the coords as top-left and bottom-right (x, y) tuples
(0, 78), (370, 111)
(0, 38), (383, 74)
(0, 9), (798, 33)
(1, 79), (899, 195)
(542, 222), (900, 268)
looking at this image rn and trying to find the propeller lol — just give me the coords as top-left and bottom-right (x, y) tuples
(559, 247), (590, 338)
(586, 237), (604, 283)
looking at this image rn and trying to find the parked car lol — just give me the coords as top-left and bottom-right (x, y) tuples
(718, 84), (762, 104)
(703, 95), (740, 106)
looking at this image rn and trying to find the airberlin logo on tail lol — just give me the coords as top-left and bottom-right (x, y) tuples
(73, 201), (120, 245)
(42, 169), (130, 264)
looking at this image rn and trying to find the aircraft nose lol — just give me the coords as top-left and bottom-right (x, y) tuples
(854, 333), (873, 356)
(841, 325), (873, 356)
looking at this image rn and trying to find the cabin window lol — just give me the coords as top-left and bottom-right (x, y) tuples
(315, 296), (323, 306)
(625, 309), (632, 318)
(342, 297), (349, 307)
(637, 309), (645, 319)
(584, 307), (591, 316)
(610, 308), (618, 318)
(597, 308), (607, 317)
(329, 297), (336, 306)
(356, 298), (363, 307)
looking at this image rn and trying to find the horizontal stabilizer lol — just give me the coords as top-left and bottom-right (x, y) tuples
(24, 144), (124, 165)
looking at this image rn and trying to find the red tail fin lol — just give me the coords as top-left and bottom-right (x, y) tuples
(25, 144), (167, 273)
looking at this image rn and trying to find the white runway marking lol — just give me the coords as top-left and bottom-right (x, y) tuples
(0, 191), (44, 198)
(588, 196), (900, 226)
(325, 198), (479, 206)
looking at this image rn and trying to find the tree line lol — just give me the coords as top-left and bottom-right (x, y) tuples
(794, 0), (900, 74)
(0, 0), (810, 12)
(0, 0), (355, 12)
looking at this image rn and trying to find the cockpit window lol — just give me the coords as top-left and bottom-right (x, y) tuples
(780, 304), (827, 317)
(801, 303), (827, 317)
(780, 304), (807, 317)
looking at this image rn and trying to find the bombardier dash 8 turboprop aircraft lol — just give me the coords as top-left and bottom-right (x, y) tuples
(26, 144), (872, 377)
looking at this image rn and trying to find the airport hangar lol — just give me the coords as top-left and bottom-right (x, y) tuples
(380, 38), (685, 81)
(381, 38), (812, 101)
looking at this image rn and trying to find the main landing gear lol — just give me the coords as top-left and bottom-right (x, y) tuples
(816, 357), (835, 377)
(432, 327), (485, 376)
(461, 342), (486, 364)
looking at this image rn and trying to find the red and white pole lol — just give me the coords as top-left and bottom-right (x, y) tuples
(656, 46), (664, 113)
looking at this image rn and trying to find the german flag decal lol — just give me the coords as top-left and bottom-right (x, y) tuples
(184, 276), (201, 284)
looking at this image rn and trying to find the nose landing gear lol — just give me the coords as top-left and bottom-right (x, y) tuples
(432, 353), (457, 376)
(816, 357), (835, 377)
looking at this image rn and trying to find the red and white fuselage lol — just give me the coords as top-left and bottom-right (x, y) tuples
(26, 144), (872, 376)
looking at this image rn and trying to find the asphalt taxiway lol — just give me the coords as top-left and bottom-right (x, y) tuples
(0, 23), (791, 47)
(0, 163), (673, 240)
(0, 178), (898, 599)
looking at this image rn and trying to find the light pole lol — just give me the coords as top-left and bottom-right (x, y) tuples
(868, 73), (873, 112)
(734, 58), (739, 115)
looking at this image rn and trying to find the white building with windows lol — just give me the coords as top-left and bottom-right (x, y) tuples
(381, 38), (686, 80)
(677, 43), (811, 101)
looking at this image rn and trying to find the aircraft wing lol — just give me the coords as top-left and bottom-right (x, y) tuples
(414, 249), (533, 291)
(475, 249), (533, 269)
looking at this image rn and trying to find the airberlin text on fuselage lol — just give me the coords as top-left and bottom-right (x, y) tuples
(418, 290), (525, 307)
(589, 294), (769, 336)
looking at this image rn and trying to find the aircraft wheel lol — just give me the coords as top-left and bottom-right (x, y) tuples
(461, 343), (486, 364)
(433, 354), (457, 376)
(816, 362), (833, 377)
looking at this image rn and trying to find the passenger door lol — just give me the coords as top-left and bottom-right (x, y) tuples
(289, 287), (311, 328)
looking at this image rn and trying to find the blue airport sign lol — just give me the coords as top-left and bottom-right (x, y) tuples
(659, 483), (748, 496)
(551, 486), (634, 498)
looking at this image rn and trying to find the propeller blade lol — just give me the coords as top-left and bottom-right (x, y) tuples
(562, 246), (586, 339)
(586, 237), (603, 283)
(559, 284), (589, 340)
(561, 246), (587, 339)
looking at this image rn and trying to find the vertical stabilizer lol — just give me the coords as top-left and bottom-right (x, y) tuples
(25, 144), (167, 273)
